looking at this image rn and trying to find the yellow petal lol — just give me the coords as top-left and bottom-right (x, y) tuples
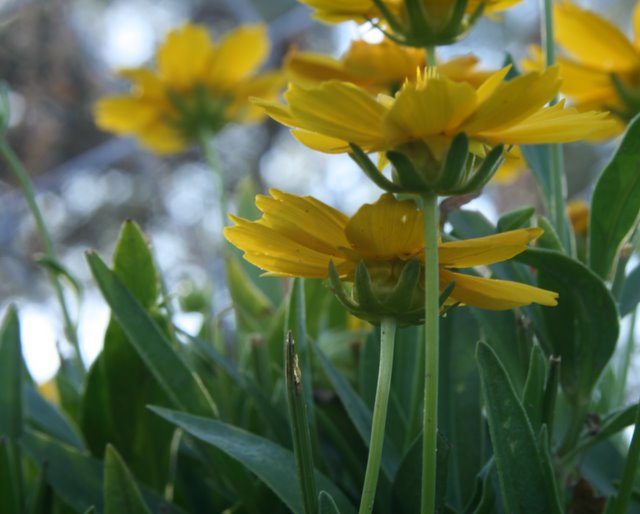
(442, 269), (559, 309)
(228, 72), (285, 122)
(462, 68), (560, 133)
(136, 122), (187, 154)
(385, 75), (477, 139)
(206, 24), (269, 89)
(286, 81), (388, 149)
(285, 50), (355, 84)
(94, 96), (160, 133)
(345, 194), (423, 259)
(224, 214), (341, 278)
(439, 228), (542, 267)
(291, 130), (352, 153)
(156, 23), (213, 91)
(297, 0), (378, 23)
(478, 103), (619, 144)
(554, 1), (640, 72)
(257, 189), (350, 254)
(117, 68), (165, 99)
(635, 1), (640, 48)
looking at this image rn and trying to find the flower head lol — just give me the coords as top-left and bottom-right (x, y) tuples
(95, 23), (283, 154)
(523, 1), (640, 124)
(298, 0), (522, 46)
(255, 66), (616, 193)
(286, 40), (492, 93)
(224, 190), (557, 323)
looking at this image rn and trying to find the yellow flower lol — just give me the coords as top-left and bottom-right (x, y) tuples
(224, 190), (558, 313)
(95, 23), (283, 154)
(567, 199), (589, 236)
(255, 66), (617, 162)
(286, 39), (492, 93)
(299, 0), (520, 24)
(298, 0), (522, 46)
(523, 1), (640, 124)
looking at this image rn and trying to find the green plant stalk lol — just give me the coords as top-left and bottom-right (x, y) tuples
(0, 138), (83, 372)
(359, 317), (397, 514)
(198, 131), (229, 229)
(404, 325), (425, 452)
(421, 191), (440, 514)
(615, 308), (637, 406)
(286, 331), (319, 514)
(426, 46), (437, 67)
(558, 397), (589, 457)
(540, 0), (572, 254)
(605, 402), (640, 514)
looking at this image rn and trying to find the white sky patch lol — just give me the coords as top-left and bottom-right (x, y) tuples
(102, 5), (156, 68)
(19, 305), (61, 383)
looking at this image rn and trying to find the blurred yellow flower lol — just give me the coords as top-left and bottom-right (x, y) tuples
(523, 1), (640, 124)
(95, 23), (283, 154)
(224, 190), (558, 310)
(286, 40), (492, 93)
(255, 66), (617, 161)
(567, 199), (589, 236)
(299, 0), (520, 24)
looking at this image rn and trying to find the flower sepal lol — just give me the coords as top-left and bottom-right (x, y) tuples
(609, 73), (640, 121)
(350, 134), (504, 195)
(372, 0), (485, 47)
(328, 259), (424, 325)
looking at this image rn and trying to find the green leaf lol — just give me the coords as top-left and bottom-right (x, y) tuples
(439, 309), (484, 509)
(319, 491), (341, 514)
(515, 248), (619, 400)
(536, 216), (564, 252)
(521, 144), (552, 202)
(311, 340), (399, 478)
(80, 354), (114, 456)
(21, 430), (185, 514)
(496, 206), (535, 232)
(22, 430), (103, 513)
(522, 344), (547, 430)
(0, 305), (23, 439)
(576, 402), (640, 451)
(104, 445), (152, 514)
(112, 220), (157, 307)
(26, 385), (84, 450)
(150, 407), (356, 514)
(476, 342), (562, 514)
(0, 438), (22, 514)
(589, 114), (640, 279)
(620, 264), (640, 317)
(86, 250), (215, 417)
(226, 255), (274, 329)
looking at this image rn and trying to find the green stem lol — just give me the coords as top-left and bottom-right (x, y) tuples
(198, 132), (229, 228)
(605, 402), (640, 514)
(615, 308), (637, 406)
(0, 138), (83, 372)
(404, 325), (425, 452)
(421, 191), (440, 514)
(426, 46), (437, 67)
(286, 331), (318, 514)
(558, 399), (588, 457)
(359, 317), (397, 514)
(540, 0), (573, 254)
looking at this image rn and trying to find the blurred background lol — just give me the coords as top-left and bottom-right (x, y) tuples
(0, 0), (634, 382)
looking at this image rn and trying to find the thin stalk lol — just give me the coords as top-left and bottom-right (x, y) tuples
(198, 132), (229, 229)
(558, 398), (589, 457)
(404, 325), (425, 452)
(286, 332), (319, 514)
(426, 46), (437, 67)
(421, 191), (440, 514)
(615, 308), (637, 406)
(604, 402), (640, 514)
(540, 0), (573, 254)
(359, 317), (397, 514)
(0, 138), (83, 372)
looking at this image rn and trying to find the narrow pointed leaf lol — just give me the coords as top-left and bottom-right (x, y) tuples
(104, 446), (152, 514)
(477, 342), (562, 514)
(150, 407), (356, 514)
(620, 264), (640, 317)
(589, 114), (640, 279)
(86, 250), (215, 417)
(515, 248), (619, 400)
(0, 306), (22, 439)
(319, 491), (341, 514)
